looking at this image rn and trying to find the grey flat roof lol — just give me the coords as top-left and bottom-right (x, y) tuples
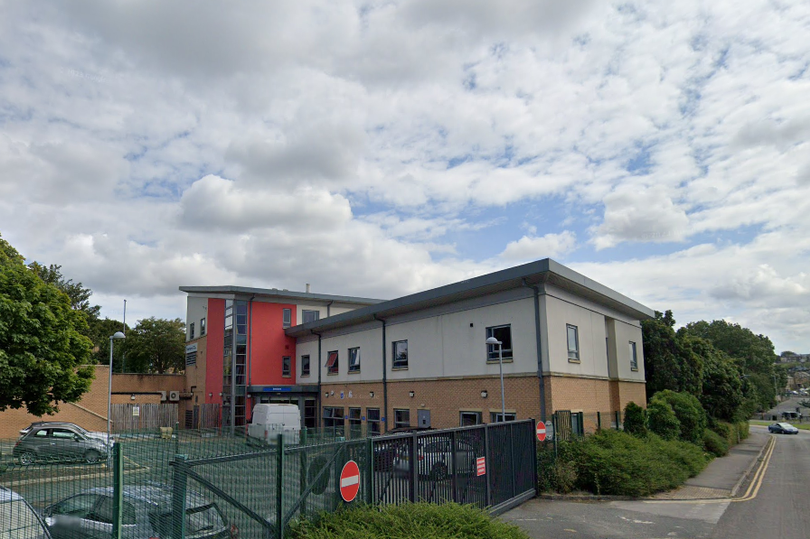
(285, 258), (655, 337)
(179, 285), (384, 306)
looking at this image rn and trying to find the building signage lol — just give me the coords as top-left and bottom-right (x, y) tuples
(261, 387), (292, 392)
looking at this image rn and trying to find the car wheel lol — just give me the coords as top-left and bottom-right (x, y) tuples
(19, 451), (36, 466)
(84, 450), (101, 464)
(431, 462), (448, 481)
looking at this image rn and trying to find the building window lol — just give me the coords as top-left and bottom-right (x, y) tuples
(490, 412), (516, 423)
(567, 324), (580, 362)
(460, 411), (482, 426)
(486, 324), (513, 361)
(282, 356), (291, 377)
(282, 308), (292, 328)
(200, 317), (206, 336)
(392, 340), (408, 369)
(302, 310), (319, 323)
(367, 408), (381, 436)
(348, 347), (360, 373)
(301, 355), (310, 377)
(348, 407), (362, 438)
(326, 350), (339, 375)
(189, 322), (195, 340)
(322, 407), (344, 437)
(394, 409), (410, 429)
(629, 341), (638, 371)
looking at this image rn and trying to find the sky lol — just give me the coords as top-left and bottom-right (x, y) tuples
(0, 1), (809, 353)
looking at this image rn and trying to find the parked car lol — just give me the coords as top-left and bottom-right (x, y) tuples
(13, 424), (110, 465)
(0, 486), (52, 539)
(768, 422), (799, 434)
(43, 485), (237, 539)
(19, 421), (113, 444)
(394, 438), (478, 479)
(373, 427), (436, 472)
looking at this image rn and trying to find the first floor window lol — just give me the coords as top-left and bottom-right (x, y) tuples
(200, 317), (206, 335)
(282, 308), (292, 328)
(629, 341), (638, 371)
(392, 340), (408, 369)
(326, 350), (339, 374)
(567, 324), (580, 361)
(490, 412), (516, 423)
(367, 408), (381, 436)
(348, 347), (360, 373)
(282, 356), (291, 377)
(394, 409), (410, 429)
(189, 322), (195, 340)
(302, 309), (319, 323)
(301, 355), (311, 377)
(460, 411), (482, 426)
(486, 324), (513, 361)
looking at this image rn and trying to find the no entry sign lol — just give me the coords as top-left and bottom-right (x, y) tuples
(536, 421), (546, 442)
(340, 460), (361, 502)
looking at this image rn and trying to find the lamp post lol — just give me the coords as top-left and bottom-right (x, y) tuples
(486, 336), (506, 422)
(108, 331), (126, 442)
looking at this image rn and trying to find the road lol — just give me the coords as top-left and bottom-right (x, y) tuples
(501, 426), (810, 539)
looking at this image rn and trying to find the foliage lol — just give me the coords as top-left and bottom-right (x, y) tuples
(91, 317), (131, 366)
(562, 429), (708, 497)
(736, 421), (749, 441)
(641, 311), (703, 400)
(0, 233), (94, 415)
(703, 429), (729, 457)
(288, 502), (529, 539)
(650, 390), (707, 444)
(121, 317), (186, 374)
(28, 262), (101, 319)
(799, 399), (810, 409)
(646, 400), (681, 440)
(536, 443), (578, 494)
(622, 402), (648, 437)
(694, 337), (745, 422)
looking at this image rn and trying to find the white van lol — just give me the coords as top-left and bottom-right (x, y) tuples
(247, 404), (301, 446)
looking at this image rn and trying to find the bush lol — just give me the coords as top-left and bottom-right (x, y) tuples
(623, 402), (648, 437)
(288, 502), (529, 539)
(736, 421), (750, 441)
(703, 429), (729, 457)
(650, 390), (707, 444)
(647, 400), (680, 440)
(711, 421), (733, 445)
(564, 429), (708, 497)
(537, 442), (578, 493)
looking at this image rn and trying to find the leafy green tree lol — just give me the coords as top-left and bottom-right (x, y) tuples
(28, 262), (101, 319)
(89, 317), (130, 365)
(650, 390), (707, 444)
(688, 335), (745, 422)
(647, 400), (680, 440)
(122, 317), (186, 374)
(0, 233), (94, 415)
(642, 311), (703, 400)
(623, 402), (647, 437)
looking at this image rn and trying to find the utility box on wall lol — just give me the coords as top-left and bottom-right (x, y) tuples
(417, 409), (431, 428)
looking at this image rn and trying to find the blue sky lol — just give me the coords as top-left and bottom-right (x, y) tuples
(0, 0), (809, 352)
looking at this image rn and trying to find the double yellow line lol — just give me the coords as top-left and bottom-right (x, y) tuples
(732, 435), (776, 503)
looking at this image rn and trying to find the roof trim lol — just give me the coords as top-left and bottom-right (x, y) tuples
(179, 285), (384, 306)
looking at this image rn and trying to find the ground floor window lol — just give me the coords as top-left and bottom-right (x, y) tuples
(367, 408), (381, 436)
(348, 407), (362, 438)
(490, 412), (517, 423)
(394, 408), (410, 429)
(323, 406), (344, 437)
(460, 411), (482, 426)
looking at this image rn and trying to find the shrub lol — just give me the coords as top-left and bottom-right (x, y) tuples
(288, 502), (529, 539)
(650, 390), (707, 444)
(736, 421), (750, 441)
(647, 400), (680, 440)
(537, 442), (578, 493)
(623, 402), (648, 437)
(711, 422), (733, 445)
(565, 429), (708, 497)
(703, 429), (729, 457)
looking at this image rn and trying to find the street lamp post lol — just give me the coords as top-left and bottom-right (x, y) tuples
(108, 331), (126, 443)
(486, 336), (506, 422)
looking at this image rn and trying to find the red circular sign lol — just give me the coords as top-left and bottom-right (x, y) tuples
(536, 421), (546, 442)
(340, 460), (361, 502)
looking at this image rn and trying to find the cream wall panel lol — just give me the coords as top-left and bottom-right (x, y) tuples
(186, 297), (208, 341)
(297, 340), (319, 381)
(319, 327), (383, 382)
(614, 320), (645, 381)
(544, 295), (609, 377)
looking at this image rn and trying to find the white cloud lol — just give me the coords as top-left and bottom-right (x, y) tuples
(500, 231), (577, 261)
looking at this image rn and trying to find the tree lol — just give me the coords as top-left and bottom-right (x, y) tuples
(28, 262), (101, 319)
(650, 390), (707, 444)
(0, 233), (94, 415)
(641, 311), (703, 400)
(623, 402), (647, 437)
(122, 317), (185, 374)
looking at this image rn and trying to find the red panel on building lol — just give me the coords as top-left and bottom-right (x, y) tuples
(206, 299), (225, 404)
(249, 302), (298, 387)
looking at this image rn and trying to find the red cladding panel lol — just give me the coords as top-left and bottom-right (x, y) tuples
(206, 299), (225, 404)
(248, 302), (297, 386)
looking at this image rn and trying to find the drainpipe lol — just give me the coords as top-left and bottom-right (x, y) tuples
(523, 278), (547, 422)
(374, 314), (388, 433)
(248, 294), (256, 402)
(312, 330), (322, 428)
(326, 300), (334, 317)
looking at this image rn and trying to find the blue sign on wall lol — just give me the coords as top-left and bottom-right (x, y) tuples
(262, 387), (292, 392)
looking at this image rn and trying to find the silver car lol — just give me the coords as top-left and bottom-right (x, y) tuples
(13, 425), (109, 465)
(0, 486), (52, 539)
(395, 439), (478, 479)
(43, 486), (235, 539)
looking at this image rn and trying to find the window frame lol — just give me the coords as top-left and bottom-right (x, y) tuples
(302, 310), (320, 323)
(348, 407), (362, 437)
(282, 308), (292, 328)
(460, 411), (483, 426)
(490, 411), (517, 423)
(301, 354), (310, 377)
(200, 317), (206, 336)
(629, 341), (638, 371)
(348, 347), (360, 373)
(189, 322), (195, 340)
(392, 340), (408, 370)
(485, 324), (513, 362)
(393, 408), (410, 429)
(282, 356), (291, 378)
(566, 324), (580, 362)
(367, 408), (381, 436)
(326, 350), (339, 375)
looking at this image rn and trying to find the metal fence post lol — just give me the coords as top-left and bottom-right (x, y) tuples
(366, 437), (374, 504)
(171, 454), (189, 539)
(597, 411), (601, 430)
(276, 434), (285, 539)
(450, 429), (458, 504)
(175, 421), (180, 454)
(484, 424), (491, 507)
(300, 428), (308, 516)
(112, 443), (123, 539)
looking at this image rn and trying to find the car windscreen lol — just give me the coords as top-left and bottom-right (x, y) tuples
(0, 500), (50, 539)
(151, 503), (225, 537)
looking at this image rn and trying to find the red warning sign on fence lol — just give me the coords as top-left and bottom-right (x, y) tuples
(476, 456), (486, 477)
(340, 460), (361, 502)
(536, 421), (546, 442)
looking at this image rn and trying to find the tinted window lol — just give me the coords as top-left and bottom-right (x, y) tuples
(51, 494), (98, 518)
(151, 504), (225, 537)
